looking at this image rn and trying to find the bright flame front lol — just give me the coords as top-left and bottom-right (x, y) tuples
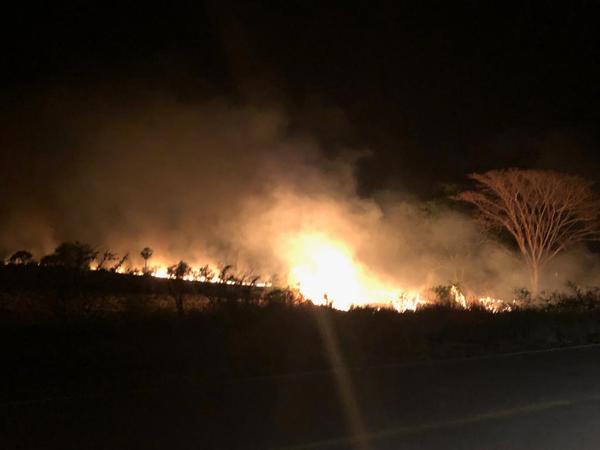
(282, 231), (513, 313)
(285, 233), (400, 310)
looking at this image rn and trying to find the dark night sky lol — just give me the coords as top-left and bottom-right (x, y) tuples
(1, 1), (600, 196)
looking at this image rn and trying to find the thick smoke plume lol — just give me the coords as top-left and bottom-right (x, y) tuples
(1, 88), (598, 300)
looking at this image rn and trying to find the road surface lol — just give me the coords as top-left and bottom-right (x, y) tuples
(3, 345), (600, 449)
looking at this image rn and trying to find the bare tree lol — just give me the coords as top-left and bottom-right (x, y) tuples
(168, 260), (192, 316)
(96, 250), (118, 270)
(140, 247), (153, 274)
(198, 264), (215, 282)
(455, 169), (600, 294)
(111, 253), (129, 273)
(219, 264), (232, 283)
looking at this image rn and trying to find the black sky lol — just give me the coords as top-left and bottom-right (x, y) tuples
(2, 1), (600, 196)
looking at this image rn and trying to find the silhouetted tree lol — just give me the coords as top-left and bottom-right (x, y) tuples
(36, 242), (97, 319)
(40, 254), (61, 267)
(455, 169), (600, 294)
(168, 261), (192, 279)
(219, 265), (232, 283)
(140, 247), (153, 274)
(198, 264), (215, 282)
(42, 241), (98, 270)
(97, 250), (117, 270)
(168, 260), (192, 316)
(111, 253), (129, 272)
(9, 250), (34, 265)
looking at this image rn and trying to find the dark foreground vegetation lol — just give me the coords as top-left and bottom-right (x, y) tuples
(2, 265), (600, 406)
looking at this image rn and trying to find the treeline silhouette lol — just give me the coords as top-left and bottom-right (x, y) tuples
(4, 242), (264, 283)
(1, 241), (289, 319)
(4, 240), (600, 321)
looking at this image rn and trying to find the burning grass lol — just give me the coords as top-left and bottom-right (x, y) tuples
(0, 264), (598, 321)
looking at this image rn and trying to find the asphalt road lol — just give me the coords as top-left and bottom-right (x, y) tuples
(3, 345), (600, 449)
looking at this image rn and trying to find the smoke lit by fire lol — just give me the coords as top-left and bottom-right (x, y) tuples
(2, 94), (599, 311)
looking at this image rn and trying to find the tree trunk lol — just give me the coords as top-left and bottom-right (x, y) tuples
(530, 263), (540, 297)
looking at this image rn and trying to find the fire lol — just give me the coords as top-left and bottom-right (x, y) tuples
(285, 232), (401, 311)
(477, 296), (513, 313)
(153, 266), (169, 278)
(391, 291), (428, 312)
(140, 264), (270, 287)
(282, 232), (514, 313)
(450, 285), (467, 308)
(89, 232), (513, 312)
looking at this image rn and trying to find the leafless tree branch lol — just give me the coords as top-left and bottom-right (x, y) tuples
(454, 169), (600, 294)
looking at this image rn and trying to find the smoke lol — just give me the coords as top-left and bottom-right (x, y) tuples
(0, 86), (597, 299)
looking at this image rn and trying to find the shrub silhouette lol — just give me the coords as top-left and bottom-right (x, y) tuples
(168, 260), (192, 316)
(9, 250), (34, 265)
(41, 241), (98, 270)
